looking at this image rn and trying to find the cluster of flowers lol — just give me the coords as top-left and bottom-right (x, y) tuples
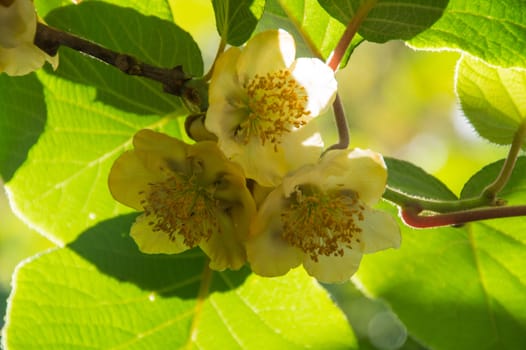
(0, 0), (57, 76)
(109, 30), (401, 283)
(0, 0), (400, 282)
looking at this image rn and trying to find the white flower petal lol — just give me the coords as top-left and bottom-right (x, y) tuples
(302, 248), (363, 283)
(360, 207), (401, 254)
(237, 29), (295, 85)
(290, 58), (337, 116)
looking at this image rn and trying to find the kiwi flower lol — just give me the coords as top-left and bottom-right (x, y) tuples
(108, 129), (256, 271)
(246, 148), (401, 283)
(0, 0), (58, 76)
(205, 29), (337, 187)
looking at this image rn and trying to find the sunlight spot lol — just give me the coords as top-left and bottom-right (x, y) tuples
(88, 212), (96, 220)
(302, 132), (324, 147)
(148, 293), (156, 302)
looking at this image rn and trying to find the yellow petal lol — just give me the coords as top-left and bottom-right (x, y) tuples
(200, 207), (248, 271)
(0, 0), (36, 48)
(302, 247), (363, 283)
(108, 150), (165, 210)
(246, 188), (303, 276)
(208, 47), (244, 106)
(132, 129), (188, 174)
(237, 29), (295, 85)
(130, 214), (189, 254)
(360, 207), (401, 254)
(319, 148), (388, 206)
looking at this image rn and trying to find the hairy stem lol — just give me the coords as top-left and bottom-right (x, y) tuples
(34, 22), (191, 96)
(326, 0), (377, 71)
(481, 122), (526, 201)
(383, 186), (492, 213)
(401, 205), (526, 228)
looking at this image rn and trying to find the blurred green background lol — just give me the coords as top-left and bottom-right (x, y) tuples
(1, 1), (509, 348)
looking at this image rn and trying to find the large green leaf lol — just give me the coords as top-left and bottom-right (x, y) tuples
(212, 0), (266, 45)
(318, 0), (448, 42)
(0, 75), (46, 182)
(456, 54), (526, 146)
(35, 0), (174, 20)
(2, 215), (357, 349)
(258, 0), (362, 67)
(356, 158), (526, 349)
(385, 157), (457, 200)
(4, 2), (202, 244)
(409, 0), (526, 68)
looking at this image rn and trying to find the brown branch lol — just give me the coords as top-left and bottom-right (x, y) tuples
(34, 22), (191, 96)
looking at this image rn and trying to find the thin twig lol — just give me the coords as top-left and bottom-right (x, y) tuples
(482, 122), (526, 202)
(34, 22), (191, 96)
(324, 94), (350, 153)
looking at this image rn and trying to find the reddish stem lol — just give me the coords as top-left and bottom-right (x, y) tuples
(401, 205), (526, 228)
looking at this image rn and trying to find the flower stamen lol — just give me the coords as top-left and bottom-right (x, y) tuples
(140, 169), (221, 248)
(236, 69), (310, 148)
(281, 185), (365, 262)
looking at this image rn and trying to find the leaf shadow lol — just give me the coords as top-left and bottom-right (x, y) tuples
(68, 214), (250, 299)
(43, 2), (203, 115)
(0, 74), (46, 182)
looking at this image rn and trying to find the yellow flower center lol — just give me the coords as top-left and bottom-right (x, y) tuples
(280, 185), (364, 262)
(140, 173), (221, 247)
(236, 69), (310, 147)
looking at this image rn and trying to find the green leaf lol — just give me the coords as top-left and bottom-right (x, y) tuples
(212, 0), (266, 45)
(356, 158), (526, 349)
(0, 74), (46, 182)
(259, 0), (362, 67)
(35, 0), (174, 20)
(385, 157), (457, 200)
(456, 55), (526, 146)
(461, 156), (526, 204)
(3, 215), (357, 349)
(5, 2), (202, 244)
(409, 0), (526, 68)
(318, 0), (448, 42)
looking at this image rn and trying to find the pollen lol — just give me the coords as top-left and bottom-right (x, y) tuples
(140, 171), (221, 248)
(237, 69), (310, 147)
(280, 185), (365, 262)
